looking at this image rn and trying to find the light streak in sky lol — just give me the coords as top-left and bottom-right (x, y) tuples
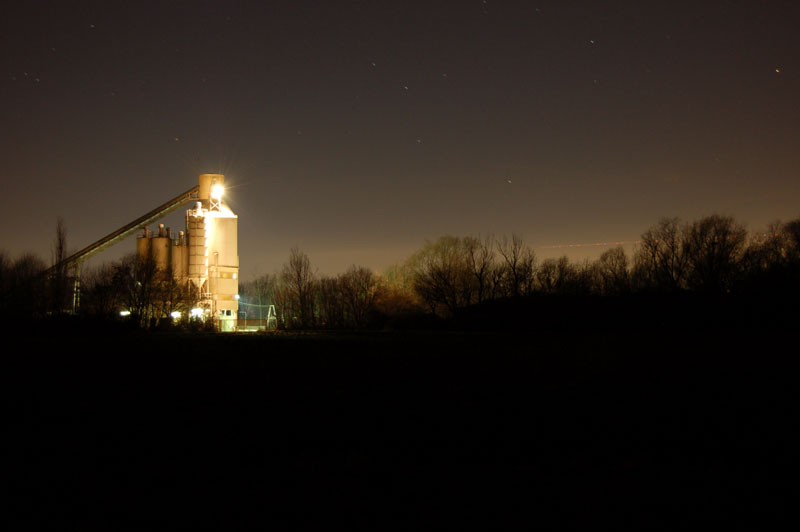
(537, 240), (641, 249)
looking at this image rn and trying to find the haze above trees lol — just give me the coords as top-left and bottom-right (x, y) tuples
(2, 213), (798, 330)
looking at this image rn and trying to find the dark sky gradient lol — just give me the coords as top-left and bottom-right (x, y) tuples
(2, 0), (798, 278)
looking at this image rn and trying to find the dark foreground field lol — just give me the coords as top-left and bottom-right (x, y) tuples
(7, 322), (797, 529)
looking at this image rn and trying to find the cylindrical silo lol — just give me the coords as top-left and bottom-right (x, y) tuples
(151, 235), (171, 272)
(171, 241), (187, 280)
(171, 230), (188, 281)
(136, 230), (151, 264)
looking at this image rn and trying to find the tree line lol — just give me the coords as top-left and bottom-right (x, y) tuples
(2, 213), (798, 329)
(240, 248), (393, 329)
(403, 214), (800, 311)
(240, 213), (800, 329)
(0, 249), (197, 330)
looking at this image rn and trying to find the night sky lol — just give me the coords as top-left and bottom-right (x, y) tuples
(2, 0), (798, 278)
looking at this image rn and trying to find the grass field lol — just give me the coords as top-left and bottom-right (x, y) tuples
(7, 323), (796, 528)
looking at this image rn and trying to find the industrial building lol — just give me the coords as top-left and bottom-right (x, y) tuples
(51, 174), (239, 331)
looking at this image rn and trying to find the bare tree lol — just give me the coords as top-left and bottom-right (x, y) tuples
(570, 259), (598, 295)
(633, 217), (689, 292)
(536, 258), (558, 294)
(683, 214), (747, 293)
(153, 268), (194, 321)
(595, 247), (630, 295)
(496, 234), (536, 297)
(316, 276), (344, 328)
(79, 262), (119, 318)
(554, 256), (576, 294)
(273, 279), (291, 330)
(374, 264), (422, 320)
(409, 236), (472, 316)
(742, 221), (783, 276)
(111, 253), (160, 328)
(281, 247), (316, 328)
(340, 265), (379, 328)
(488, 262), (506, 300)
(50, 216), (70, 313)
(785, 218), (800, 259)
(464, 234), (495, 304)
(535, 256), (588, 295)
(5, 253), (47, 317)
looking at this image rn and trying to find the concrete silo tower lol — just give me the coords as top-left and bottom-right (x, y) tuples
(49, 172), (240, 331)
(187, 173), (239, 331)
(134, 173), (239, 330)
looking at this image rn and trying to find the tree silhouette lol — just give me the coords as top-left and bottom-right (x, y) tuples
(49, 216), (70, 314)
(683, 215), (747, 294)
(409, 236), (473, 316)
(633, 217), (689, 292)
(281, 247), (316, 328)
(2, 253), (47, 318)
(339, 265), (379, 328)
(595, 247), (631, 296)
(464, 235), (495, 304)
(496, 233), (536, 298)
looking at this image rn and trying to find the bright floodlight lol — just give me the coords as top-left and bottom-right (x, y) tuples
(211, 184), (224, 200)
(120, 310), (131, 317)
(170, 311), (181, 319)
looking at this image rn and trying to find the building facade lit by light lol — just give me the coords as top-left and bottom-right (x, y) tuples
(137, 174), (239, 331)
